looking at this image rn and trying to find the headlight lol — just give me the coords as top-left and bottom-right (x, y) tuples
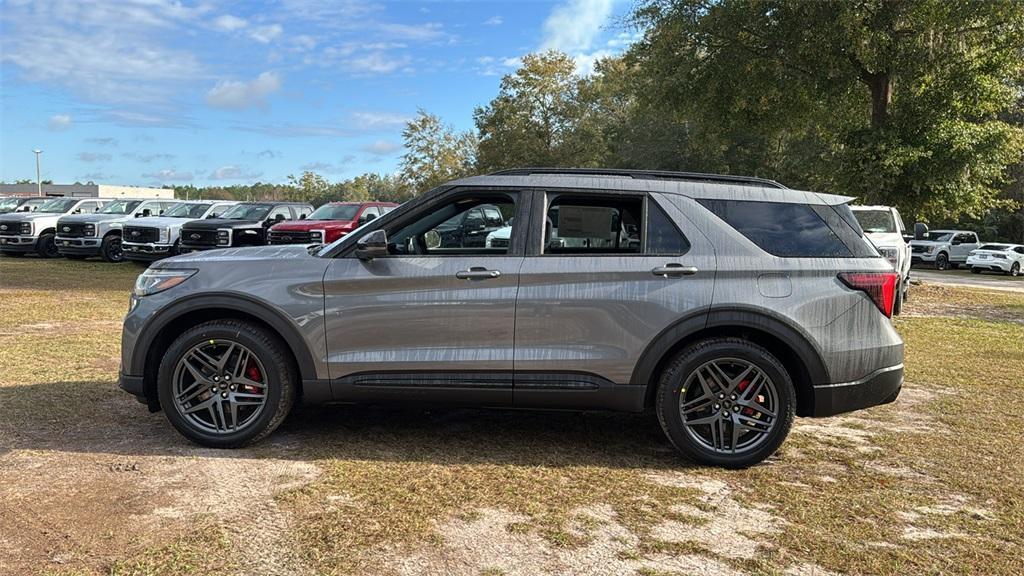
(158, 228), (170, 243)
(20, 222), (32, 234)
(84, 224), (96, 237)
(925, 246), (935, 254)
(311, 230), (325, 243)
(878, 246), (898, 265)
(216, 229), (231, 245)
(133, 268), (197, 297)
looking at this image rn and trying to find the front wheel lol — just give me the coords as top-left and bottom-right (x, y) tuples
(656, 338), (795, 468)
(158, 320), (297, 448)
(101, 234), (124, 263)
(35, 232), (60, 258)
(935, 253), (949, 270)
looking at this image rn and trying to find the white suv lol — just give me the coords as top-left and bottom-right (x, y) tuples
(851, 205), (911, 314)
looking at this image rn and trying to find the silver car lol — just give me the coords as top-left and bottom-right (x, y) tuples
(120, 169), (904, 468)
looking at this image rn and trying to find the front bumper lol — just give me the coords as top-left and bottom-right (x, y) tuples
(966, 257), (1011, 272)
(123, 241), (173, 261)
(811, 364), (903, 417)
(910, 252), (935, 264)
(0, 235), (38, 251)
(55, 236), (102, 256)
(178, 243), (227, 253)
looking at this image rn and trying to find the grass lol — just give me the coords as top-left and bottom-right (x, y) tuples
(2, 255), (1023, 575)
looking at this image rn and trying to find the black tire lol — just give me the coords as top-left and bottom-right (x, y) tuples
(35, 232), (60, 258)
(158, 320), (297, 448)
(100, 234), (124, 263)
(971, 267), (981, 274)
(902, 276), (910, 302)
(1, 251), (24, 257)
(935, 253), (949, 270)
(1009, 262), (1020, 277)
(656, 338), (796, 468)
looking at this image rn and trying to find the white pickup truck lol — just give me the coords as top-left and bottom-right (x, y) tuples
(851, 205), (911, 315)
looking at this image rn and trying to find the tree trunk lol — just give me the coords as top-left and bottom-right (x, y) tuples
(868, 72), (892, 129)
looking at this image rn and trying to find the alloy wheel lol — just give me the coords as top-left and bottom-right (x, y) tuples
(678, 358), (779, 454)
(106, 238), (123, 262)
(172, 340), (269, 434)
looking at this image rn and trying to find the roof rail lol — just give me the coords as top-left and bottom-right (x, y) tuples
(489, 168), (787, 189)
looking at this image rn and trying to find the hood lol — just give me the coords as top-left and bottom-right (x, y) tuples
(158, 243), (316, 265)
(909, 239), (948, 246)
(271, 219), (356, 232)
(124, 216), (193, 228)
(57, 213), (128, 224)
(0, 211), (63, 223)
(182, 218), (261, 230)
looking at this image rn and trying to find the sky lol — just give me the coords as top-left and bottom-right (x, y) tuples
(0, 0), (637, 187)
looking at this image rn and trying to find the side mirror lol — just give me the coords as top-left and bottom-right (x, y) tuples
(355, 229), (388, 260)
(913, 222), (928, 241)
(276, 213), (286, 222)
(299, 214), (306, 220)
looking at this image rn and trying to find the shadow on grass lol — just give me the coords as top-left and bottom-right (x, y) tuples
(0, 380), (688, 471)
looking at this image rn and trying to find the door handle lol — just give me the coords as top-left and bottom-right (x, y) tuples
(652, 264), (698, 277)
(456, 267), (501, 280)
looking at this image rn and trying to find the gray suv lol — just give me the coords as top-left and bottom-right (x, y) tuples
(120, 169), (904, 468)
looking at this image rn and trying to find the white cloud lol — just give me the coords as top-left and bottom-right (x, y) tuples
(86, 137), (118, 146)
(205, 72), (282, 110)
(249, 24), (283, 44)
(540, 0), (615, 53)
(48, 114), (73, 131)
(350, 111), (410, 129)
(360, 140), (402, 155)
(213, 14), (247, 32)
(345, 52), (410, 74)
(77, 152), (111, 162)
(209, 165), (263, 180)
(143, 169), (193, 182)
(484, 16), (503, 26)
(376, 22), (446, 42)
(291, 34), (317, 51)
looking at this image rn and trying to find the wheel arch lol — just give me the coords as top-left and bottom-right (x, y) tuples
(633, 307), (829, 417)
(133, 294), (317, 410)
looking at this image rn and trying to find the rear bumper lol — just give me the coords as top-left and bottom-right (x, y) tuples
(966, 258), (1011, 272)
(0, 235), (37, 251)
(811, 364), (903, 417)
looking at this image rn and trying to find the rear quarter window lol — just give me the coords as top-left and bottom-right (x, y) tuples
(698, 199), (854, 258)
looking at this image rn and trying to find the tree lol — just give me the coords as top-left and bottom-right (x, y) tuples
(474, 51), (609, 171)
(628, 0), (1024, 221)
(399, 109), (478, 194)
(342, 173), (412, 203)
(287, 171), (332, 204)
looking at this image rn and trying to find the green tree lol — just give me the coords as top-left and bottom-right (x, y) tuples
(474, 51), (609, 171)
(399, 109), (478, 194)
(287, 171), (332, 204)
(628, 0), (1024, 220)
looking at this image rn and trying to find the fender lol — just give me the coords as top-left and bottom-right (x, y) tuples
(129, 292), (319, 381)
(630, 306), (830, 386)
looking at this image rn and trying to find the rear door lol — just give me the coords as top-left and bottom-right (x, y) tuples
(513, 190), (716, 410)
(322, 189), (529, 406)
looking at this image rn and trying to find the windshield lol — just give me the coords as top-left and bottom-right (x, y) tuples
(309, 204), (359, 220)
(36, 198), (80, 213)
(99, 200), (143, 214)
(164, 202), (213, 218)
(220, 203), (272, 220)
(925, 232), (953, 242)
(978, 244), (1009, 251)
(852, 210), (896, 233)
(0, 198), (23, 210)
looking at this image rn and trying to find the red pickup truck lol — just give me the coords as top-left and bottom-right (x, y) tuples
(268, 201), (398, 245)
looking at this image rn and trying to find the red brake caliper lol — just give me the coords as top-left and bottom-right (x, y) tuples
(737, 379), (757, 417)
(245, 362), (262, 394)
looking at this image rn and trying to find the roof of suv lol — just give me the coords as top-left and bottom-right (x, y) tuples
(446, 168), (854, 206)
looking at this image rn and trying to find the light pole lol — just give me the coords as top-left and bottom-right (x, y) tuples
(32, 149), (43, 196)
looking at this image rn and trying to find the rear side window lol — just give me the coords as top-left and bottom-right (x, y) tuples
(647, 200), (690, 255)
(545, 195), (642, 254)
(699, 199), (853, 258)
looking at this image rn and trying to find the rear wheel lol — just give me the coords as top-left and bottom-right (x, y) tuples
(656, 338), (795, 468)
(35, 232), (59, 258)
(1009, 262), (1020, 277)
(158, 320), (297, 448)
(935, 253), (949, 270)
(971, 267), (982, 274)
(101, 234), (124, 263)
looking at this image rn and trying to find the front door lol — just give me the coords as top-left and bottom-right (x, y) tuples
(322, 190), (528, 406)
(513, 191), (716, 411)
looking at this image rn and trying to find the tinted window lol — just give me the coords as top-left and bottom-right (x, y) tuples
(699, 199), (853, 258)
(647, 200), (690, 255)
(545, 195), (642, 254)
(853, 209), (895, 233)
(268, 206), (292, 221)
(979, 244), (1009, 251)
(310, 204), (359, 220)
(388, 195), (515, 256)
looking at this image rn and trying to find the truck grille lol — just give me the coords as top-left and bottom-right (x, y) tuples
(911, 245), (926, 253)
(269, 230), (318, 244)
(58, 222), (88, 237)
(182, 229), (219, 246)
(124, 226), (159, 243)
(0, 221), (23, 235)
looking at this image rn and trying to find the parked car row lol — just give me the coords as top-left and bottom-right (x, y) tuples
(0, 196), (397, 263)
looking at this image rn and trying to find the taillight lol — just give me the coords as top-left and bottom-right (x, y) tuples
(838, 272), (898, 318)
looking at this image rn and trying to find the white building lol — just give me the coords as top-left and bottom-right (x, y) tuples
(0, 183), (172, 199)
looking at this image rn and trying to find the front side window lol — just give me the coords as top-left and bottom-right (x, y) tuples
(165, 203), (212, 218)
(310, 204), (359, 220)
(544, 195), (642, 254)
(221, 204), (272, 220)
(100, 200), (142, 215)
(36, 198), (80, 213)
(699, 199), (853, 258)
(387, 194), (515, 256)
(268, 206), (292, 221)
